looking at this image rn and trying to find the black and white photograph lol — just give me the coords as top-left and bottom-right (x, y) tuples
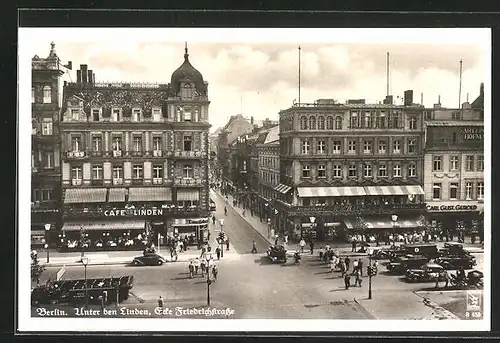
(18, 27), (490, 332)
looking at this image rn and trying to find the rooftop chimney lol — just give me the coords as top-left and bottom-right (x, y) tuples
(404, 90), (413, 106)
(81, 64), (88, 84)
(88, 70), (93, 85)
(250, 116), (254, 125)
(76, 69), (82, 84)
(462, 102), (471, 109)
(480, 82), (484, 96)
(383, 95), (393, 105)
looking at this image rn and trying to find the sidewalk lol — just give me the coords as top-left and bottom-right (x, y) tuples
(41, 239), (239, 268)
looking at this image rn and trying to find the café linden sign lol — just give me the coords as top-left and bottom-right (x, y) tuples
(104, 208), (164, 217)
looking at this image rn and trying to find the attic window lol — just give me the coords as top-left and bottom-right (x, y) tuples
(182, 84), (193, 99)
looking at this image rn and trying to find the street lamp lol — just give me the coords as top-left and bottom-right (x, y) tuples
(44, 223), (51, 263)
(219, 219), (224, 258)
(309, 216), (316, 241)
(267, 218), (271, 238)
(391, 214), (398, 246)
(206, 256), (212, 306)
(367, 247), (374, 300)
(81, 256), (89, 308)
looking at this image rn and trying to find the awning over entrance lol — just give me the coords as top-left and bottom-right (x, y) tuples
(64, 188), (107, 204)
(108, 188), (127, 202)
(128, 187), (172, 202)
(177, 189), (200, 201)
(344, 217), (422, 230)
(62, 220), (145, 232)
(31, 230), (46, 236)
(297, 186), (366, 198)
(274, 184), (292, 194)
(364, 185), (425, 196)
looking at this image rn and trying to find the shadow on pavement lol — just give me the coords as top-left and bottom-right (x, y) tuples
(314, 271), (331, 275)
(330, 287), (347, 292)
(254, 256), (277, 265)
(170, 276), (193, 281)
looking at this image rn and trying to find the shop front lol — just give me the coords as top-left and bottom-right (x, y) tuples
(168, 217), (209, 247)
(425, 201), (484, 239)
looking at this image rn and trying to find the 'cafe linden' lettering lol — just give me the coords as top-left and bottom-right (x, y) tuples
(104, 208), (164, 216)
(426, 204), (478, 212)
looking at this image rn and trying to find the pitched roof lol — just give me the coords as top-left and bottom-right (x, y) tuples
(264, 125), (280, 144)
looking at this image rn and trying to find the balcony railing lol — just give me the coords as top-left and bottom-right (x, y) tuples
(286, 203), (425, 216)
(91, 151), (103, 157)
(113, 150), (122, 157)
(173, 150), (205, 158)
(67, 151), (87, 158)
(71, 179), (82, 186)
(131, 151), (143, 157)
(113, 178), (123, 185)
(152, 150), (163, 157)
(174, 178), (204, 186)
(31, 201), (60, 213)
(152, 178), (163, 185)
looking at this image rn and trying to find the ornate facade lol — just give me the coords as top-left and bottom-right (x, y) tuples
(58, 45), (211, 248)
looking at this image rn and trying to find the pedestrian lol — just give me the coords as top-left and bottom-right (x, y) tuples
(373, 260), (379, 275)
(200, 259), (206, 277)
(251, 240), (257, 253)
(355, 269), (363, 287)
(345, 257), (350, 272)
(157, 295), (164, 309)
(299, 238), (306, 253)
(212, 216), (216, 225)
(284, 234), (288, 244)
(352, 259), (359, 273)
(216, 246), (221, 260)
(212, 264), (218, 281)
(184, 238), (188, 251)
(344, 273), (351, 290)
(194, 258), (200, 275)
(340, 259), (346, 277)
(226, 237), (230, 251)
(274, 235), (279, 246)
(358, 259), (363, 276)
(443, 270), (449, 289)
(309, 241), (315, 255)
(351, 238), (357, 252)
(330, 258), (336, 273)
(188, 261), (195, 278)
(207, 230), (211, 242)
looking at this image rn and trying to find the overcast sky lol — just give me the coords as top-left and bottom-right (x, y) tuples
(22, 28), (488, 132)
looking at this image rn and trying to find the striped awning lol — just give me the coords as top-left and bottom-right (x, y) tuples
(177, 188), (200, 201)
(108, 188), (127, 202)
(128, 187), (172, 202)
(344, 217), (422, 230)
(274, 184), (292, 194)
(364, 185), (425, 196)
(297, 187), (366, 198)
(64, 188), (107, 204)
(62, 220), (145, 231)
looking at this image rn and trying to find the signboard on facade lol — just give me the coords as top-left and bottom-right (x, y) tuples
(462, 127), (484, 141)
(425, 202), (482, 212)
(103, 208), (164, 216)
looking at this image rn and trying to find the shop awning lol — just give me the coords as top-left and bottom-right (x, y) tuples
(344, 217), (422, 230)
(274, 184), (292, 194)
(108, 188), (127, 202)
(64, 188), (107, 204)
(363, 185), (425, 196)
(128, 187), (172, 202)
(177, 189), (200, 201)
(31, 230), (46, 236)
(62, 220), (145, 232)
(297, 186), (366, 198)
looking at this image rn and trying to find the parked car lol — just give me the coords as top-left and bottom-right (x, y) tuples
(439, 242), (472, 257)
(435, 255), (476, 270)
(405, 263), (446, 283)
(401, 243), (440, 259)
(386, 255), (429, 275)
(449, 270), (483, 289)
(267, 245), (287, 263)
(132, 253), (166, 266)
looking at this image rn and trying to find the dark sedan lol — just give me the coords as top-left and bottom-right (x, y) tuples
(405, 263), (446, 283)
(132, 253), (167, 266)
(435, 256), (476, 270)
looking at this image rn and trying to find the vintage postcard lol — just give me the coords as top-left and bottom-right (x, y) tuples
(17, 27), (490, 332)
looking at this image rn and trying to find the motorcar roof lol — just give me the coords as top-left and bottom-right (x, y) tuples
(403, 243), (437, 247)
(424, 263), (443, 269)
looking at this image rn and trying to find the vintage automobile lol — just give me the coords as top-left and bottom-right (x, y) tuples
(388, 246), (412, 262)
(386, 254), (429, 275)
(401, 243), (440, 259)
(434, 255), (476, 270)
(370, 246), (397, 260)
(405, 263), (446, 283)
(449, 270), (483, 289)
(267, 244), (287, 263)
(439, 242), (472, 257)
(132, 252), (167, 266)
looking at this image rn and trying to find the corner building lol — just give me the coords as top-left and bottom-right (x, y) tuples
(276, 96), (426, 241)
(59, 46), (211, 250)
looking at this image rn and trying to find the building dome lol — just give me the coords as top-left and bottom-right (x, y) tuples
(170, 44), (206, 96)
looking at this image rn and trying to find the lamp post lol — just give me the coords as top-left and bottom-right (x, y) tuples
(44, 223), (51, 263)
(309, 216), (316, 242)
(219, 219), (224, 258)
(391, 214), (398, 246)
(206, 255), (212, 306)
(267, 218), (271, 238)
(81, 256), (89, 308)
(368, 247), (374, 300)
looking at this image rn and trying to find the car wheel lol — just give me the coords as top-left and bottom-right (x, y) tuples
(158, 260), (163, 265)
(133, 260), (139, 265)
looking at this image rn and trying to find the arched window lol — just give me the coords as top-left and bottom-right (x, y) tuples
(409, 117), (417, 130)
(334, 116), (343, 130)
(309, 116), (316, 130)
(300, 116), (308, 130)
(43, 86), (51, 104)
(317, 116), (325, 130)
(326, 116), (334, 130)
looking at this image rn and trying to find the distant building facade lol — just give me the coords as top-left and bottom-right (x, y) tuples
(58, 46), (211, 250)
(423, 85), (484, 239)
(31, 43), (66, 247)
(276, 94), (426, 241)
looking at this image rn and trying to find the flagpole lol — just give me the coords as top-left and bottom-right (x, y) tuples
(298, 46), (301, 105)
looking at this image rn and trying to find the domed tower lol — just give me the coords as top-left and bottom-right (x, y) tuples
(170, 43), (207, 98)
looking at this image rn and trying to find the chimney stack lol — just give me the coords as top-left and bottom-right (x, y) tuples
(81, 64), (88, 84)
(383, 95), (393, 105)
(250, 116), (254, 125)
(480, 82), (484, 97)
(404, 90), (413, 106)
(88, 70), (93, 85)
(76, 69), (82, 84)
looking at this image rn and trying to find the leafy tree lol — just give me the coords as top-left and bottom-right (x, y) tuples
(353, 216), (369, 239)
(31, 251), (45, 285)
